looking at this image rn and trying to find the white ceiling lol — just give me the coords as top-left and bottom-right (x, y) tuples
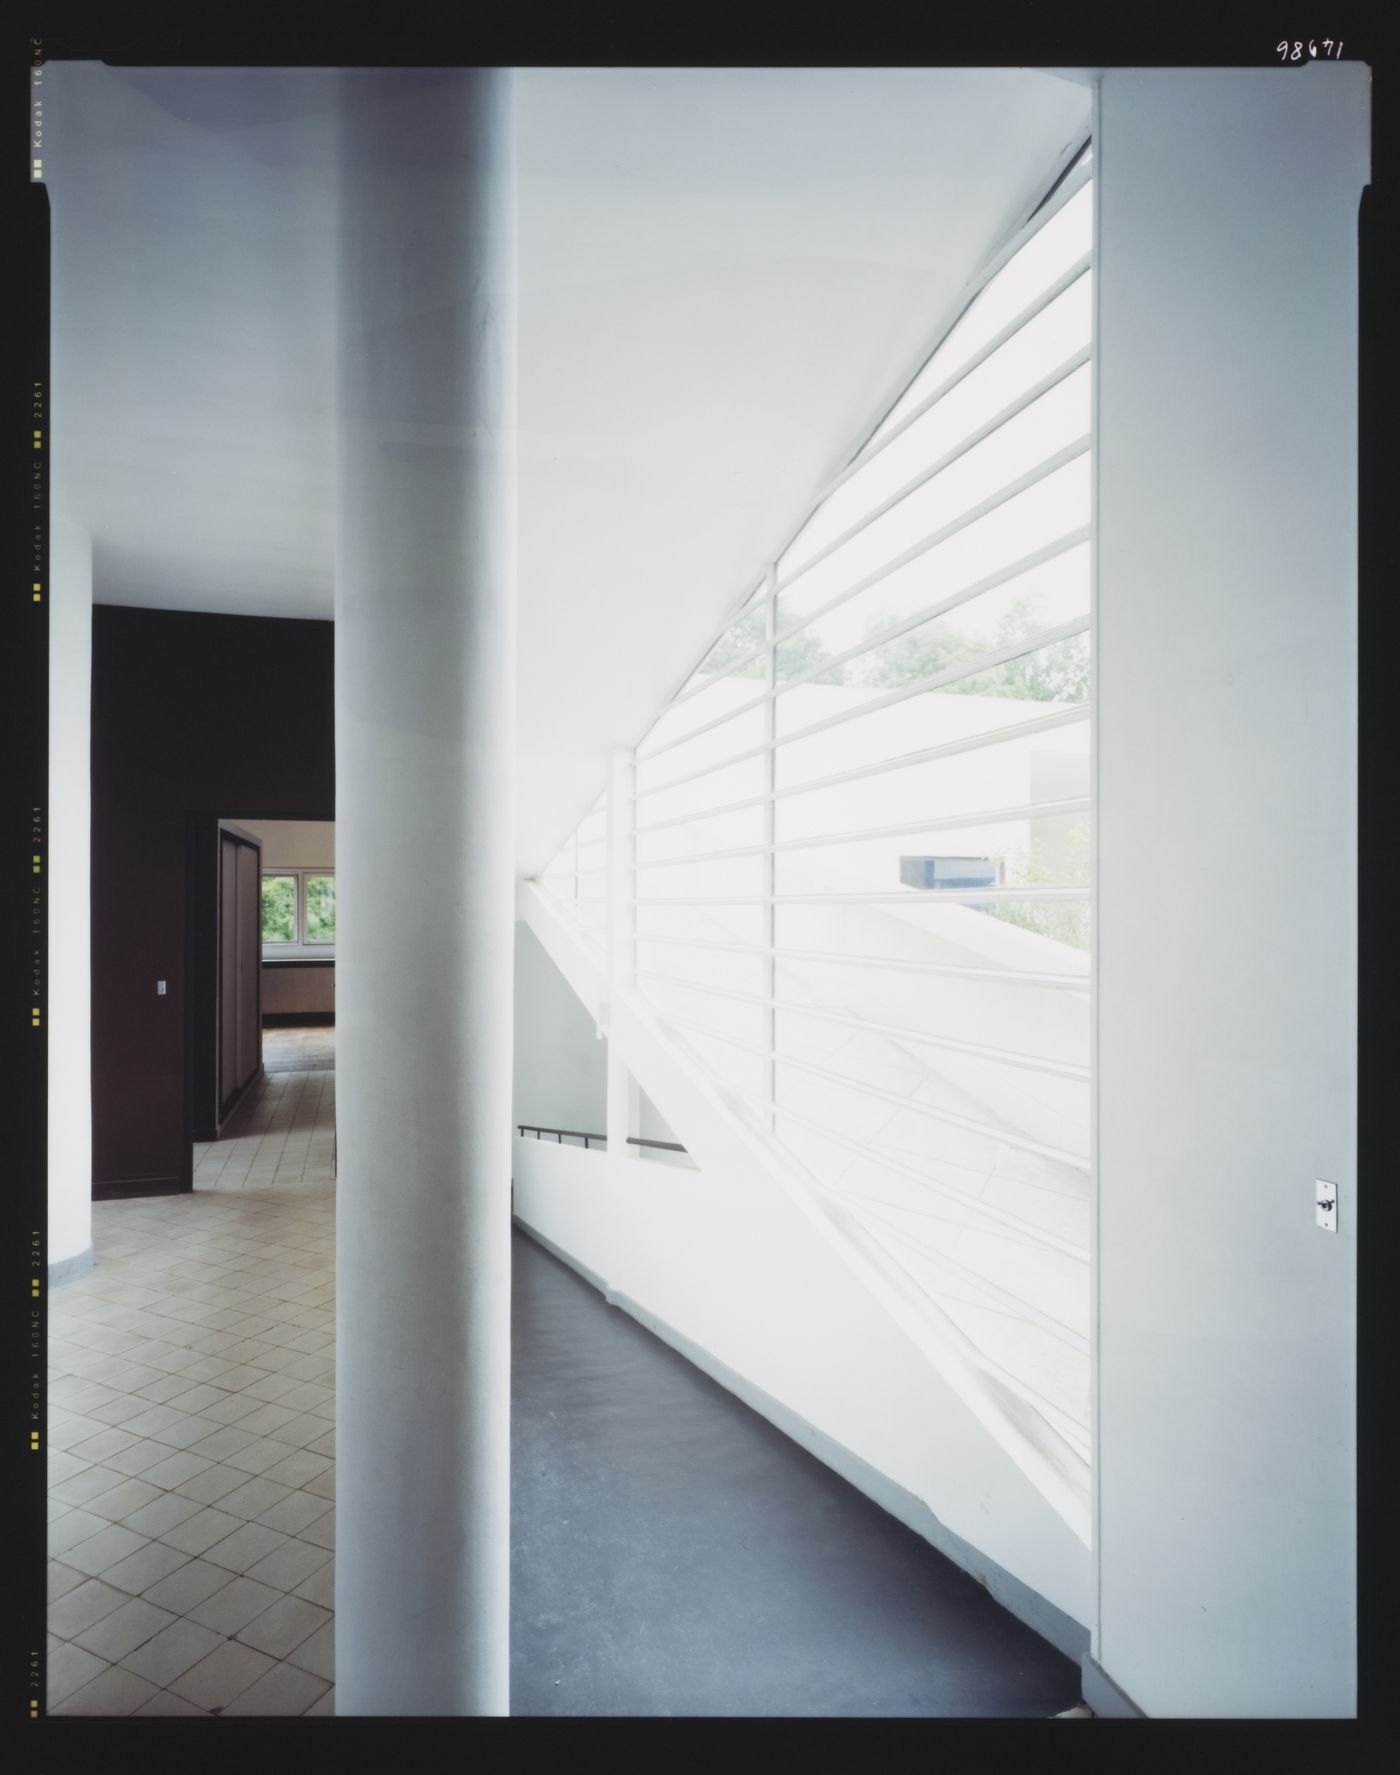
(46, 64), (1089, 874)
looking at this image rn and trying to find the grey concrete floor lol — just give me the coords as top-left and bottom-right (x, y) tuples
(509, 1229), (1081, 1718)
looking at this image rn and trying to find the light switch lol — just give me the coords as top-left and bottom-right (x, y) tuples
(1316, 1179), (1337, 1233)
(157, 980), (167, 996)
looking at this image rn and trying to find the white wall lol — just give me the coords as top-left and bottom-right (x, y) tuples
(516, 882), (1092, 1647)
(47, 516), (93, 1278)
(513, 919), (607, 1138)
(236, 818), (335, 868)
(1094, 65), (1367, 1718)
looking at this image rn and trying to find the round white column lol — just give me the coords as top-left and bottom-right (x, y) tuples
(47, 512), (93, 1285)
(333, 68), (516, 1716)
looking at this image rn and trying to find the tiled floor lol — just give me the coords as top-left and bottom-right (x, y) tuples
(262, 1025), (335, 1074)
(47, 1060), (336, 1717)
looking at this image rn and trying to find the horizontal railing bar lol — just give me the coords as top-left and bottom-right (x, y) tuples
(662, 520), (1086, 749)
(647, 1007), (1091, 1175)
(660, 1011), (773, 1060)
(773, 1049), (1091, 1174)
(636, 610), (1090, 801)
(827, 255), (1093, 501)
(626, 1136), (688, 1153)
(768, 528), (1089, 709)
(633, 886), (1089, 907)
(771, 347), (1091, 603)
(639, 528), (1090, 775)
(638, 436), (1090, 703)
(847, 1199), (1090, 1352)
(642, 359), (1091, 762)
(516, 1123), (607, 1148)
(771, 1099), (1089, 1261)
(833, 1207), (1093, 1447)
(843, 162), (1094, 472)
(635, 704), (1087, 833)
(656, 166), (1093, 720)
(635, 932), (1090, 989)
(770, 435), (1090, 654)
(637, 969), (1088, 1081)
(637, 797), (1089, 870)
(645, 1015), (1093, 1178)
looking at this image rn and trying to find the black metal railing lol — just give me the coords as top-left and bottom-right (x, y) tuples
(517, 1123), (604, 1149)
(515, 1123), (686, 1155)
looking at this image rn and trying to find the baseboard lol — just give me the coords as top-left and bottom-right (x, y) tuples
(513, 1212), (1091, 1665)
(49, 1245), (94, 1286)
(92, 1174), (186, 1201)
(1081, 1653), (1147, 1719)
(263, 1012), (335, 1028)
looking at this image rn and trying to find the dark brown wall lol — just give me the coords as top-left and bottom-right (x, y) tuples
(91, 605), (334, 1195)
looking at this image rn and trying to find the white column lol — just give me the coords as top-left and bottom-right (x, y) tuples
(334, 67), (516, 1717)
(47, 513), (92, 1284)
(1092, 65), (1367, 1719)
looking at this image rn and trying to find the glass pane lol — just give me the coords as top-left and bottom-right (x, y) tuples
(783, 274), (1092, 579)
(776, 365), (1091, 629)
(260, 875), (296, 944)
(860, 182), (1093, 453)
(305, 874), (336, 943)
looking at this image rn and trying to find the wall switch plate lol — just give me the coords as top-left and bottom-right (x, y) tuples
(157, 980), (167, 996)
(1316, 1179), (1337, 1232)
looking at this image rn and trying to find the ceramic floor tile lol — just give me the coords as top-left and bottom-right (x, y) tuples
(140, 1450), (215, 1490)
(132, 1691), (208, 1716)
(99, 1539), (192, 1597)
(121, 1491), (206, 1539)
(187, 1574), (284, 1636)
(265, 1413), (328, 1450)
(202, 1521), (290, 1575)
(75, 1596), (178, 1662)
(62, 1522), (149, 1578)
(48, 1578), (129, 1642)
(146, 1412), (226, 1452)
(236, 1594), (331, 1659)
(171, 1462), (250, 1505)
(47, 1641), (110, 1706)
(51, 1462), (127, 1506)
(66, 1426), (143, 1464)
(121, 1616), (226, 1687)
(299, 1509), (334, 1551)
(255, 1490), (332, 1537)
(47, 1450), (93, 1488)
(303, 1684), (334, 1716)
(218, 1476), (293, 1521)
(220, 1659), (330, 1716)
(52, 1663), (162, 1716)
(102, 1438), (180, 1479)
(303, 1465), (335, 1502)
(84, 1476), (164, 1523)
(242, 1538), (331, 1595)
(284, 1616), (334, 1682)
(48, 1563), (89, 1603)
(234, 1402), (299, 1439)
(187, 1425), (258, 1464)
(168, 1639), (276, 1711)
(222, 1438), (301, 1477)
(260, 1449), (331, 1490)
(159, 1505), (246, 1556)
(140, 1558), (235, 1615)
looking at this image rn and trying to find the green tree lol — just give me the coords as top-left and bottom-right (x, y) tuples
(858, 594), (1088, 704)
(984, 822), (1091, 950)
(694, 608), (847, 685)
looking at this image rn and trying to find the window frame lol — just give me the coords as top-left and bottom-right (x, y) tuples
(260, 866), (335, 960)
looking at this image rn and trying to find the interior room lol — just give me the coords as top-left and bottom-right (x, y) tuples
(37, 56), (1367, 1724)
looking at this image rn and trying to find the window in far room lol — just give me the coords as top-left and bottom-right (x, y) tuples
(261, 868), (335, 957)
